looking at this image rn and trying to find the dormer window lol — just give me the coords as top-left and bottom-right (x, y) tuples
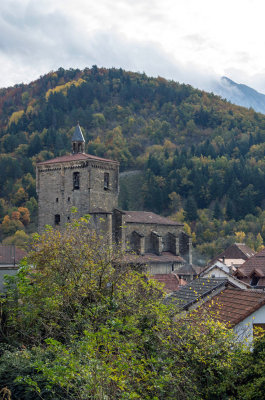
(73, 172), (80, 190)
(104, 172), (109, 190)
(251, 275), (260, 287)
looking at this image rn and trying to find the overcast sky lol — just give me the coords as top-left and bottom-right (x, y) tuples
(1, 0), (265, 92)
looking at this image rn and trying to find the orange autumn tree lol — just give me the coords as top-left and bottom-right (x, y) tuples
(18, 207), (30, 226)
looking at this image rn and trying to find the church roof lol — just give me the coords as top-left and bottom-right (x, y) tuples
(122, 210), (183, 226)
(38, 152), (119, 165)
(121, 251), (185, 264)
(72, 124), (85, 142)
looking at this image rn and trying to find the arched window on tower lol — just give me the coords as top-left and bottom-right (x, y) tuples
(73, 172), (80, 190)
(54, 214), (60, 225)
(104, 172), (109, 190)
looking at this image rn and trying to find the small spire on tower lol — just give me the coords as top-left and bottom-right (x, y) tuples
(72, 123), (85, 154)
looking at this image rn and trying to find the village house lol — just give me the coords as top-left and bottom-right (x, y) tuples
(199, 260), (250, 288)
(166, 276), (265, 343)
(0, 245), (26, 291)
(234, 247), (265, 287)
(36, 124), (192, 274)
(199, 287), (265, 343)
(207, 242), (255, 270)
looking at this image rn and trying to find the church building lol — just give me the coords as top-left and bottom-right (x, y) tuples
(36, 124), (192, 274)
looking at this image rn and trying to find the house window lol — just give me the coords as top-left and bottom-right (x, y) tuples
(73, 172), (80, 190)
(54, 214), (60, 225)
(56, 198), (58, 203)
(68, 197), (70, 202)
(104, 172), (109, 190)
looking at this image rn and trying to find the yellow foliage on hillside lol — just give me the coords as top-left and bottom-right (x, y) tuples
(45, 78), (85, 100)
(8, 110), (24, 126)
(26, 105), (34, 115)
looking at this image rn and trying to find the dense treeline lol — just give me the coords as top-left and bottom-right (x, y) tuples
(1, 66), (265, 256)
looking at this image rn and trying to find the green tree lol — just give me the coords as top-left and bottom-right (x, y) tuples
(1, 217), (245, 399)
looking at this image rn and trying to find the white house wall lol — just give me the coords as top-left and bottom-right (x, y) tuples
(202, 267), (247, 289)
(233, 303), (265, 344)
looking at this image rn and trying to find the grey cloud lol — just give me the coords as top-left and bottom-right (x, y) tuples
(0, 0), (227, 92)
(0, 0), (218, 91)
(183, 34), (208, 47)
(234, 51), (251, 64)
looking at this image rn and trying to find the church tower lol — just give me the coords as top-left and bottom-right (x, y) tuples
(36, 124), (119, 232)
(36, 124), (192, 275)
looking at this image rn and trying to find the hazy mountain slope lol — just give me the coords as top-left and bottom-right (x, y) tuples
(212, 76), (265, 114)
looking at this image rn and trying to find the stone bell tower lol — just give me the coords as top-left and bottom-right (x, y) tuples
(36, 124), (119, 232)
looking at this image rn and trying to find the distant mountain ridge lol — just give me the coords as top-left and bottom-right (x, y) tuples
(212, 76), (265, 114)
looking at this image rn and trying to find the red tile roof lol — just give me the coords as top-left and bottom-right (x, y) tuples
(150, 273), (186, 293)
(37, 152), (118, 165)
(208, 243), (255, 267)
(123, 211), (183, 226)
(0, 245), (27, 265)
(200, 288), (265, 327)
(235, 247), (265, 277)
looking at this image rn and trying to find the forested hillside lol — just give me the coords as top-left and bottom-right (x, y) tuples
(1, 66), (265, 258)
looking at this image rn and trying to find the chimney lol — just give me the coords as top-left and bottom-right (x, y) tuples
(188, 238), (192, 265)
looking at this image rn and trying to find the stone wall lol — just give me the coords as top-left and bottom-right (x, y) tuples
(145, 261), (185, 275)
(123, 222), (183, 255)
(89, 212), (113, 245)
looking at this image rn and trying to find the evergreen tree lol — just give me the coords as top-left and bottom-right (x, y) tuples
(185, 195), (198, 221)
(213, 201), (222, 220)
